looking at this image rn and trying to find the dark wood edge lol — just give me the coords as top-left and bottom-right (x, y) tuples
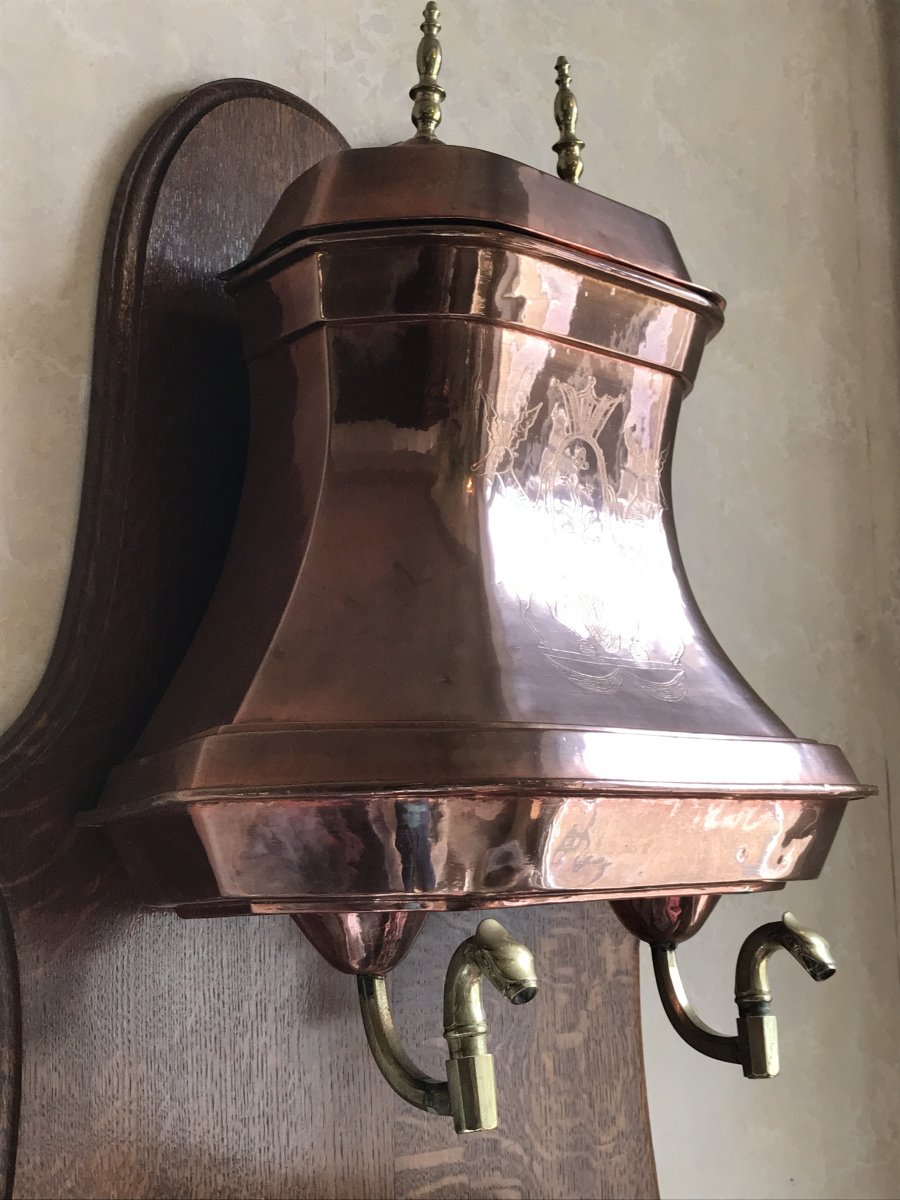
(0, 890), (21, 1200)
(0, 78), (347, 1200)
(0, 79), (347, 791)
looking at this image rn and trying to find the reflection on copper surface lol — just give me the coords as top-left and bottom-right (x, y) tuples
(610, 894), (720, 945)
(291, 911), (426, 974)
(172, 789), (842, 911)
(88, 142), (873, 973)
(480, 333), (690, 705)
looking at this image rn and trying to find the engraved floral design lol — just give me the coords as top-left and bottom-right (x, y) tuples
(479, 356), (688, 703)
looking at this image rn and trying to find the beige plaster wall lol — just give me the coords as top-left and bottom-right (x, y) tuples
(1, 2), (898, 1197)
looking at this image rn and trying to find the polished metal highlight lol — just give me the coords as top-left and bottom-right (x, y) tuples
(357, 919), (537, 1133)
(89, 141), (872, 970)
(88, 25), (873, 986)
(650, 912), (836, 1079)
(410, 2), (444, 139)
(553, 55), (584, 183)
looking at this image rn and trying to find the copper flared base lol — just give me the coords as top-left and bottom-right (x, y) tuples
(88, 720), (867, 920)
(90, 788), (851, 915)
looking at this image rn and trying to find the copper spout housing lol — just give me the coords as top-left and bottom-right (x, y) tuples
(85, 138), (873, 973)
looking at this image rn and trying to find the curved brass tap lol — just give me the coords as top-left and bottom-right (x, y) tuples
(651, 912), (836, 1079)
(735, 911), (836, 1001)
(358, 918), (538, 1133)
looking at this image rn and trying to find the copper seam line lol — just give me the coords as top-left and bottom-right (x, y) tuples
(240, 311), (701, 387)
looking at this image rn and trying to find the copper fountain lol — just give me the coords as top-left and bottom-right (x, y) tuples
(84, 4), (874, 1132)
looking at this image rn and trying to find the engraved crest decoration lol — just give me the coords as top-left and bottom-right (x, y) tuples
(478, 341), (690, 703)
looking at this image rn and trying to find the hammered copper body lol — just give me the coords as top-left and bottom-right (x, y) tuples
(87, 140), (872, 971)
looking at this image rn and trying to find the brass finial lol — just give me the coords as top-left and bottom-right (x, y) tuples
(410, 2), (445, 139)
(553, 55), (584, 184)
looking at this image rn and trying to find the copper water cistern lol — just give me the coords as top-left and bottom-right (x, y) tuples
(85, 3), (874, 1131)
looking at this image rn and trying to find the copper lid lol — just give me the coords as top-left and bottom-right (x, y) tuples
(240, 141), (709, 294)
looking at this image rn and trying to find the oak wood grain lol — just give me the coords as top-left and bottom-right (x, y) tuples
(0, 80), (657, 1200)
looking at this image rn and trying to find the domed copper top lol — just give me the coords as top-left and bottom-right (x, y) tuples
(236, 140), (717, 300)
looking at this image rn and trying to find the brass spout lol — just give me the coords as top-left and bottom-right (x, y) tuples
(358, 918), (538, 1133)
(735, 911), (837, 1000)
(443, 918), (538, 1131)
(651, 912), (835, 1079)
